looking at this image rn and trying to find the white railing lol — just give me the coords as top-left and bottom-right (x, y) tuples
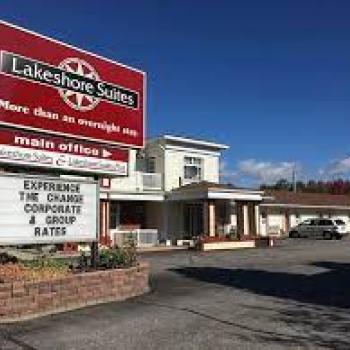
(141, 172), (162, 190)
(110, 172), (163, 192)
(111, 229), (159, 247)
(267, 225), (282, 235)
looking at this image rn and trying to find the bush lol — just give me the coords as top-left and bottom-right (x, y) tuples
(77, 239), (137, 271)
(98, 244), (137, 269)
(0, 258), (71, 283)
(0, 252), (18, 264)
(23, 257), (69, 270)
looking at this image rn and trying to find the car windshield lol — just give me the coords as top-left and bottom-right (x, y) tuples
(335, 219), (345, 225)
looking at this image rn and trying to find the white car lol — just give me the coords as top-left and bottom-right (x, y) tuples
(289, 218), (348, 240)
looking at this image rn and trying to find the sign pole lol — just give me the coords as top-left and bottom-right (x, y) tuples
(91, 241), (98, 269)
(91, 175), (99, 269)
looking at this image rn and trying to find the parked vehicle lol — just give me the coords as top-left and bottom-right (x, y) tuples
(289, 218), (348, 239)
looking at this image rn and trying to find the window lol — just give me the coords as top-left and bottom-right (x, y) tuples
(146, 157), (156, 173)
(319, 219), (333, 226)
(335, 219), (345, 225)
(302, 219), (314, 226)
(184, 156), (203, 181)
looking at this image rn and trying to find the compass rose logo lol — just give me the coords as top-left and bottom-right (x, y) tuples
(58, 58), (100, 112)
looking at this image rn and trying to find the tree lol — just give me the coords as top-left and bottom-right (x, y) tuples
(260, 178), (350, 195)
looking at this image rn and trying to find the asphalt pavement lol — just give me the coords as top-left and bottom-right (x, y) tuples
(1, 238), (350, 350)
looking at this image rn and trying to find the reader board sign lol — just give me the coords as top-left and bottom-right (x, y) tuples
(0, 127), (129, 176)
(0, 174), (98, 245)
(0, 21), (145, 148)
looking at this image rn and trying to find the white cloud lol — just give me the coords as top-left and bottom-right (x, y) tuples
(322, 156), (350, 177)
(219, 160), (238, 184)
(237, 159), (297, 184)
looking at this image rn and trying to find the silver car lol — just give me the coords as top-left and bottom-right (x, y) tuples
(289, 218), (347, 240)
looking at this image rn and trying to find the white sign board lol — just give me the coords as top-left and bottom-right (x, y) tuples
(0, 174), (98, 244)
(0, 144), (128, 176)
(0, 127), (129, 176)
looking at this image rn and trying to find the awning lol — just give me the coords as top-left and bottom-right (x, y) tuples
(166, 181), (263, 202)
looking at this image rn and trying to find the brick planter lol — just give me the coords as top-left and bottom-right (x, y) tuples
(0, 262), (149, 323)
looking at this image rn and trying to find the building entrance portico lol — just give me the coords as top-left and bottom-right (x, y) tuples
(167, 181), (264, 240)
(202, 199), (260, 237)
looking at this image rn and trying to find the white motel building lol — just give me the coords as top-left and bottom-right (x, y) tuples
(98, 134), (350, 247)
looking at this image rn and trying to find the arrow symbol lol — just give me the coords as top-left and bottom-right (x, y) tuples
(102, 149), (112, 158)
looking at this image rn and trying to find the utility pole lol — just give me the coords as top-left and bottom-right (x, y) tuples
(292, 165), (297, 193)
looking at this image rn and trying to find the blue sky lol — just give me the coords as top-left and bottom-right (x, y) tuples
(1, 0), (350, 185)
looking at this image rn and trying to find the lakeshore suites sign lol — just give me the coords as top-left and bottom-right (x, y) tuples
(0, 21), (146, 175)
(0, 21), (145, 148)
(0, 174), (97, 244)
(0, 21), (146, 244)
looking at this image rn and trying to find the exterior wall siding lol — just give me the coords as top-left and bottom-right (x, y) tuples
(107, 137), (222, 194)
(110, 149), (139, 192)
(164, 149), (219, 191)
(145, 202), (163, 232)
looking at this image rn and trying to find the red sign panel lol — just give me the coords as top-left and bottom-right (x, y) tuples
(0, 21), (145, 148)
(0, 127), (129, 175)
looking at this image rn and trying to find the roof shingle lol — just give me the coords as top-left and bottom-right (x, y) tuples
(264, 190), (350, 207)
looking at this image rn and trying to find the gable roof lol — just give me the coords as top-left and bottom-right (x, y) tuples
(263, 190), (350, 208)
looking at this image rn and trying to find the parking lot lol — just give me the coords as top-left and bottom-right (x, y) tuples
(1, 238), (350, 349)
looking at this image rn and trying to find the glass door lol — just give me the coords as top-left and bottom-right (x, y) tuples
(184, 203), (203, 238)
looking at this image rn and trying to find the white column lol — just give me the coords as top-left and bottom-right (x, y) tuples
(99, 201), (109, 242)
(209, 201), (216, 237)
(243, 204), (249, 236)
(265, 209), (269, 236)
(255, 205), (260, 236)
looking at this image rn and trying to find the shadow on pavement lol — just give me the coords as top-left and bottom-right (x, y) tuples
(169, 261), (350, 348)
(170, 261), (350, 309)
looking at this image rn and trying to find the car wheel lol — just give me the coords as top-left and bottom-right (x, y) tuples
(323, 231), (332, 240)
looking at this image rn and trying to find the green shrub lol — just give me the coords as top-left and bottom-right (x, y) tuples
(23, 257), (69, 271)
(98, 244), (137, 269)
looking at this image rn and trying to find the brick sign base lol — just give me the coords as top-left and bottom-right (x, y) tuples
(0, 262), (149, 322)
